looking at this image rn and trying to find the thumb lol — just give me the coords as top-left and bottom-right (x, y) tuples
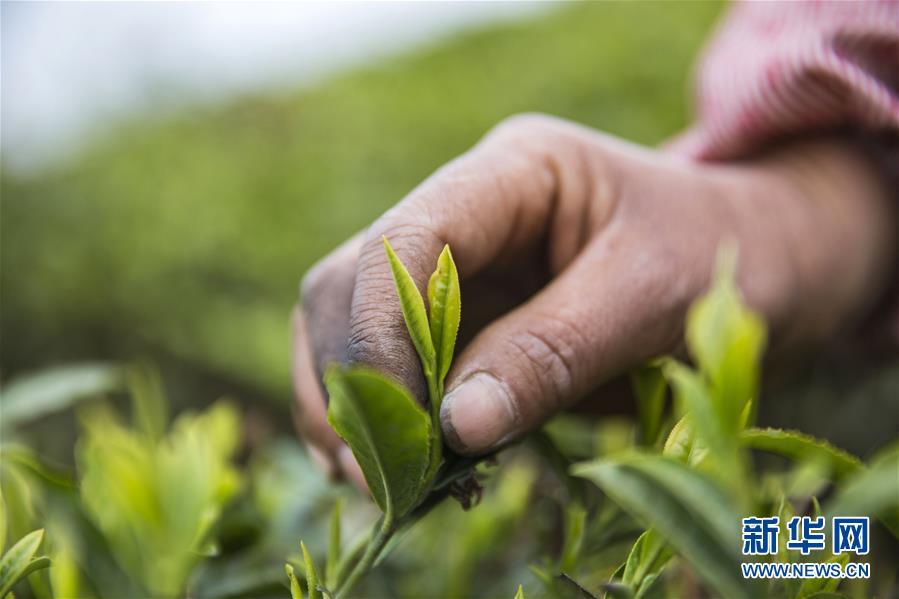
(440, 231), (686, 455)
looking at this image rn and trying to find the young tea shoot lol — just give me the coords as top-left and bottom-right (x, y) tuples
(291, 237), (463, 598)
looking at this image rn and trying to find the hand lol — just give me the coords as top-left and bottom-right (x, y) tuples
(292, 114), (894, 486)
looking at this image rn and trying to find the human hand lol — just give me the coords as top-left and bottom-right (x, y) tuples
(292, 114), (894, 486)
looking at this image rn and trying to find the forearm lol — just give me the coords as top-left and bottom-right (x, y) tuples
(723, 137), (897, 349)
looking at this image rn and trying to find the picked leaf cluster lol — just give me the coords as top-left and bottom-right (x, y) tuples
(290, 238), (462, 597)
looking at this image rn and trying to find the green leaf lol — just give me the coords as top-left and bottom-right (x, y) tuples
(382, 237), (437, 383)
(514, 584), (525, 599)
(622, 530), (671, 591)
(661, 415), (693, 463)
(573, 455), (755, 599)
(427, 244), (461, 399)
(127, 362), (169, 443)
(301, 542), (322, 599)
(795, 553), (849, 598)
(0, 362), (122, 431)
(0, 492), (6, 556)
(285, 564), (303, 599)
(326, 499), (342, 590)
(48, 539), (81, 599)
(0, 529), (47, 598)
(326, 366), (431, 521)
(741, 429), (861, 482)
(685, 247), (766, 432)
(559, 502), (585, 573)
(826, 442), (899, 534)
(630, 364), (666, 446)
(663, 362), (732, 476)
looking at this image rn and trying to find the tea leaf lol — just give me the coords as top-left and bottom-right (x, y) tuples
(0, 529), (47, 598)
(685, 247), (766, 434)
(622, 529), (670, 591)
(325, 366), (431, 521)
(301, 541), (322, 599)
(630, 364), (666, 446)
(383, 237), (436, 383)
(826, 442), (899, 535)
(796, 553), (849, 598)
(0, 362), (122, 432)
(663, 362), (733, 476)
(127, 362), (169, 443)
(741, 428), (862, 482)
(427, 244), (461, 398)
(48, 539), (81, 599)
(326, 500), (342, 589)
(573, 455), (754, 599)
(635, 572), (665, 599)
(285, 564), (303, 599)
(559, 502), (585, 573)
(0, 492), (6, 556)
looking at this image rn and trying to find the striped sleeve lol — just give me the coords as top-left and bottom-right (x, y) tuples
(672, 0), (899, 345)
(673, 0), (899, 161)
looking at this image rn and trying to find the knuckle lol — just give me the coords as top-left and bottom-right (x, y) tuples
(489, 112), (558, 140)
(507, 321), (580, 408)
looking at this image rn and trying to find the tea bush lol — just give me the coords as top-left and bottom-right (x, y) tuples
(1, 247), (896, 598)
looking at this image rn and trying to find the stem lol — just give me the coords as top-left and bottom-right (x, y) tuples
(331, 530), (369, 592)
(335, 516), (395, 599)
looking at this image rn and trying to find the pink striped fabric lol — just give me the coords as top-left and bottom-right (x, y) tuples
(674, 0), (899, 161)
(674, 0), (899, 344)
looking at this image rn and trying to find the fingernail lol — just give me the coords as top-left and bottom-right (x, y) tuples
(440, 372), (519, 454)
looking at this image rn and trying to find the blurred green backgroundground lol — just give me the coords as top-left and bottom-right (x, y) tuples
(1, 2), (723, 404)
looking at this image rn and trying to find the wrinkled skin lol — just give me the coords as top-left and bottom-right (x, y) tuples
(292, 114), (896, 489)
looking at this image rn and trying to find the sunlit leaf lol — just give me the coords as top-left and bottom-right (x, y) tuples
(127, 363), (169, 443)
(326, 366), (431, 521)
(285, 563), (303, 599)
(78, 399), (241, 596)
(0, 529), (49, 598)
(826, 442), (899, 535)
(796, 553), (849, 598)
(0, 363), (122, 431)
(48, 538), (82, 599)
(622, 529), (671, 592)
(301, 541), (322, 599)
(0, 492), (6, 556)
(741, 428), (861, 483)
(514, 584), (525, 599)
(663, 362), (736, 480)
(427, 244), (461, 400)
(559, 502), (585, 573)
(573, 454), (754, 599)
(630, 363), (666, 446)
(684, 247), (766, 432)
(325, 499), (342, 590)
(383, 237), (436, 383)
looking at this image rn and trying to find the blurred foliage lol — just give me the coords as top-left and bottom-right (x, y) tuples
(2, 3), (898, 598)
(1, 1), (723, 402)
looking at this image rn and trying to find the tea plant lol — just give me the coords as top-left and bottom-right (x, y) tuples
(288, 238), (470, 598)
(536, 249), (898, 598)
(0, 528), (50, 598)
(285, 243), (898, 599)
